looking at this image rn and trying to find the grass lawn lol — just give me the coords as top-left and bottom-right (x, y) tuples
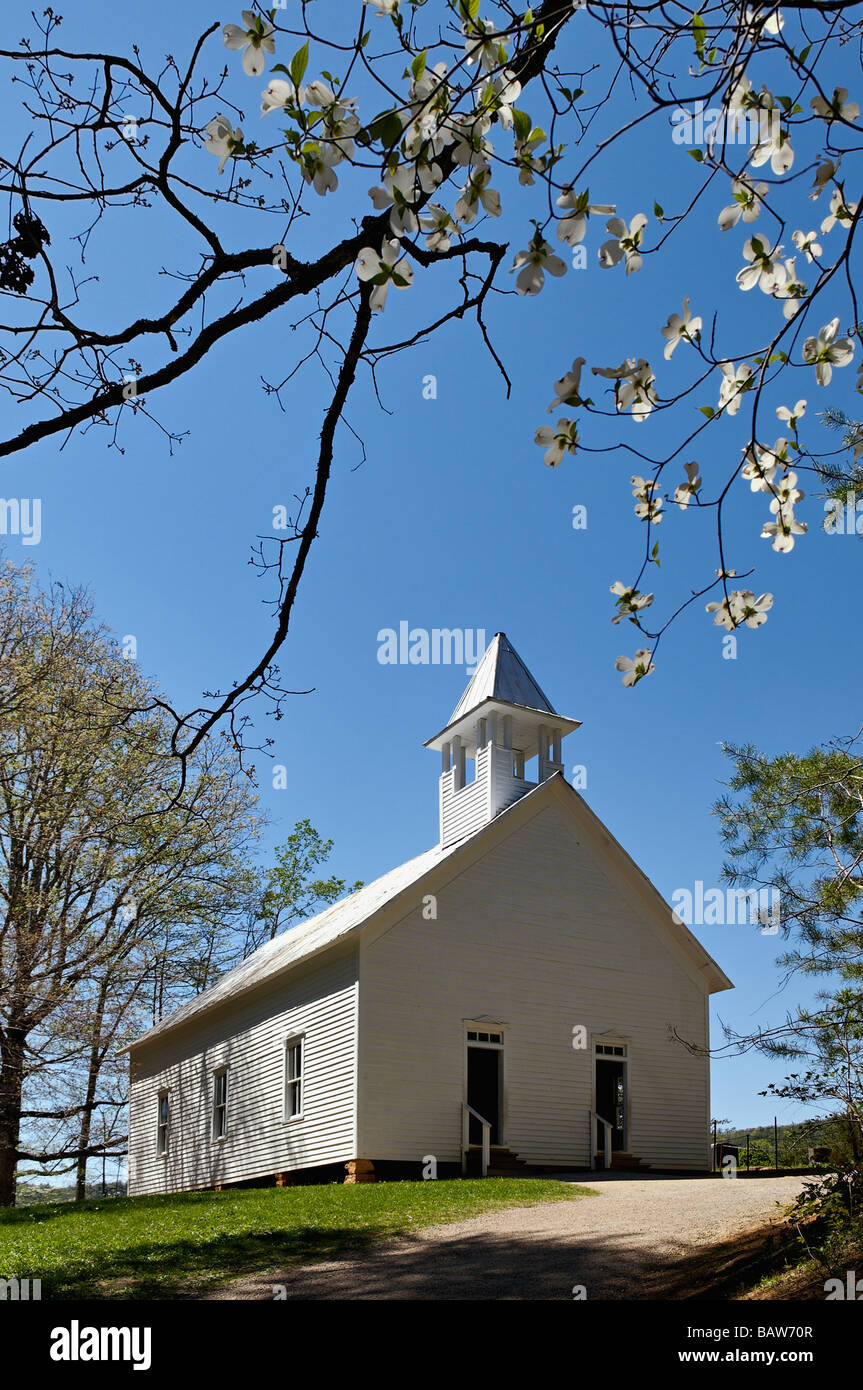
(0, 1178), (593, 1300)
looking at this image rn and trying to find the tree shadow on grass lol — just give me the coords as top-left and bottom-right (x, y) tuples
(46, 1225), (383, 1301)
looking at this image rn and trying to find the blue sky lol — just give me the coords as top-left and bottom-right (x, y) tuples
(3, 0), (861, 1133)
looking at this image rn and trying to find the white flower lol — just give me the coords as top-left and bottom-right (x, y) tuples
(534, 417), (578, 467)
(820, 188), (858, 235)
(772, 257), (808, 320)
(599, 213), (647, 274)
(514, 131), (547, 186)
(749, 113), (794, 176)
(203, 113), (244, 175)
(741, 438), (788, 492)
(295, 143), (340, 195)
(810, 159), (839, 199)
(419, 204), (458, 253)
(706, 590), (773, 630)
(547, 358), (586, 413)
(478, 71), (522, 131)
(736, 236), (786, 293)
(594, 360), (657, 424)
(718, 179), (768, 230)
(610, 582), (654, 624)
(511, 232), (567, 296)
(761, 513), (806, 552)
(743, 7), (784, 36)
(769, 470), (804, 513)
(661, 297), (702, 359)
(776, 400), (806, 427)
(615, 650), (654, 686)
(802, 318), (855, 386)
(364, 0), (400, 15)
(791, 230), (822, 263)
(369, 165), (421, 236)
(631, 473), (663, 520)
(453, 167), (501, 224)
(811, 88), (860, 124)
(222, 11), (275, 78)
(556, 188), (615, 247)
(673, 462), (701, 509)
(260, 78), (304, 117)
(463, 18), (506, 72)
(717, 362), (753, 415)
(355, 238), (414, 312)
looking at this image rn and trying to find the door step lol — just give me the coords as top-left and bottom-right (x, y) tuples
(466, 1146), (530, 1177)
(594, 1151), (650, 1172)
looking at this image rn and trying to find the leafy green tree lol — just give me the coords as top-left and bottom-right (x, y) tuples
(243, 819), (363, 956)
(0, 560), (259, 1205)
(713, 738), (863, 1160)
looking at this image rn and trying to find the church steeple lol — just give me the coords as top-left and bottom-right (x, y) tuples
(424, 633), (580, 848)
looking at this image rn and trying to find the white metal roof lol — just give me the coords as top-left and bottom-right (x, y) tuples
(449, 633), (558, 723)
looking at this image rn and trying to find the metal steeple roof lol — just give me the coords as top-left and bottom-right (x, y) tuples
(448, 633), (557, 724)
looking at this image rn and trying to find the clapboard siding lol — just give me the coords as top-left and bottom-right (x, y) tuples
(358, 800), (711, 1170)
(128, 946), (357, 1194)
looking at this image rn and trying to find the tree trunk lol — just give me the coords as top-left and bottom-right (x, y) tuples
(0, 1026), (26, 1207)
(75, 979), (109, 1201)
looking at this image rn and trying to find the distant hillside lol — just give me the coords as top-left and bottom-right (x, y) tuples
(15, 1181), (126, 1206)
(718, 1115), (854, 1167)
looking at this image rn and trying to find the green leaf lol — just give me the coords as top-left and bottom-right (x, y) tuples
(653, 202), (664, 220)
(512, 108), (532, 142)
(798, 44), (811, 65)
(361, 29), (370, 47)
(369, 110), (404, 150)
(692, 12), (706, 58)
(688, 148), (704, 162)
(290, 41), (309, 90)
(411, 49), (427, 81)
(699, 406), (715, 419)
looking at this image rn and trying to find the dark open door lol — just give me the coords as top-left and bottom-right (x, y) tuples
(595, 1058), (626, 1151)
(467, 1046), (501, 1144)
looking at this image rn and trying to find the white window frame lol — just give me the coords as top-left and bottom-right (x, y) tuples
(284, 1035), (305, 1122)
(212, 1066), (228, 1141)
(156, 1089), (170, 1157)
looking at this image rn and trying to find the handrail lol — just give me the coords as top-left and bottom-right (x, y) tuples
(462, 1103), (492, 1177)
(589, 1109), (612, 1171)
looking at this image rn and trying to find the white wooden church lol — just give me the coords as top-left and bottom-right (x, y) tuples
(127, 634), (732, 1192)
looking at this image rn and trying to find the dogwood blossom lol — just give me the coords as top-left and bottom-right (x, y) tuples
(511, 232), (567, 296)
(261, 78), (304, 116)
(556, 188), (615, 247)
(479, 72), (522, 130)
(419, 205), (458, 252)
(599, 213), (647, 274)
(791, 229), (822, 262)
(736, 236), (786, 293)
(369, 165), (422, 236)
(364, 0), (400, 15)
(761, 511), (806, 552)
(610, 582), (654, 624)
(741, 438), (788, 492)
(615, 650), (655, 686)
(820, 188), (858, 235)
(718, 179), (768, 230)
(802, 318), (855, 385)
(661, 298), (702, 359)
(717, 362), (753, 415)
(547, 358), (586, 413)
(355, 238), (414, 312)
(772, 257), (807, 320)
(673, 462), (701, 509)
(811, 88), (860, 123)
(749, 118), (794, 176)
(593, 360), (657, 423)
(463, 18), (506, 72)
(222, 11), (275, 78)
(454, 167), (501, 224)
(534, 418), (578, 467)
(776, 400), (806, 428)
(203, 114), (244, 175)
(706, 590), (773, 630)
(630, 473), (663, 521)
(810, 159), (840, 198)
(296, 143), (340, 196)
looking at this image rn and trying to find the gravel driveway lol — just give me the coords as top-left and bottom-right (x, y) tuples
(203, 1173), (805, 1301)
